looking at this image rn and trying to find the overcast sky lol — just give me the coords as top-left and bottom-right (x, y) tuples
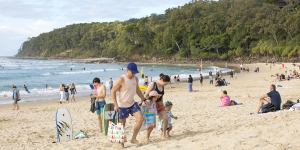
(0, 0), (190, 56)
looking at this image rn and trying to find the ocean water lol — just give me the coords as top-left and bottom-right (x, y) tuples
(0, 57), (231, 104)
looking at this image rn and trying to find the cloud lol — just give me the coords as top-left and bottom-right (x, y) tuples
(0, 0), (189, 56)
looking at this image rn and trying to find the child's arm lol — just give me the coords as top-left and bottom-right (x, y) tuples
(170, 112), (178, 120)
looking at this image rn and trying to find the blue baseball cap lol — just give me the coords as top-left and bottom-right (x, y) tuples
(127, 62), (139, 74)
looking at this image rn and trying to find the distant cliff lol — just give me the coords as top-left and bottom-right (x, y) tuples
(17, 0), (300, 61)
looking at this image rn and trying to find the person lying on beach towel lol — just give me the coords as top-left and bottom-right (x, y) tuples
(256, 84), (281, 113)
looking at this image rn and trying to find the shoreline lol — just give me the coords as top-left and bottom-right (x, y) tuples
(12, 56), (240, 71)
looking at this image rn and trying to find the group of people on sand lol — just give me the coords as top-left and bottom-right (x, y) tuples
(59, 83), (77, 104)
(91, 62), (177, 146)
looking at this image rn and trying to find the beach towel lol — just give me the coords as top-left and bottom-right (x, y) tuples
(107, 122), (125, 143)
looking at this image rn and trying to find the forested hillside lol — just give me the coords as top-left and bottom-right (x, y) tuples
(17, 0), (300, 61)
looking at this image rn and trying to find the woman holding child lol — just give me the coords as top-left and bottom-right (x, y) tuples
(145, 73), (171, 139)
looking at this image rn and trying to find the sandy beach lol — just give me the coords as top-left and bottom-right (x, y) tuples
(1, 63), (300, 150)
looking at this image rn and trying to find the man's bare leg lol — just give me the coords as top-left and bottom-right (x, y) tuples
(257, 98), (270, 113)
(131, 111), (144, 144)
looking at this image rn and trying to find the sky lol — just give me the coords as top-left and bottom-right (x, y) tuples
(0, 0), (190, 56)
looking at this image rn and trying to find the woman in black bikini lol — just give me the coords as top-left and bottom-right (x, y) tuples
(145, 73), (170, 139)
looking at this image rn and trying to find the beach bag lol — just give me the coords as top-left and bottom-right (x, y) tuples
(90, 98), (96, 113)
(141, 106), (156, 130)
(105, 105), (118, 121)
(107, 122), (125, 143)
(261, 103), (276, 113)
(282, 100), (296, 110)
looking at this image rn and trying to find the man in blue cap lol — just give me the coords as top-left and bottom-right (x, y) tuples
(112, 62), (146, 145)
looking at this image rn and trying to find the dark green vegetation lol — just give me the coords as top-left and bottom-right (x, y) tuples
(17, 0), (300, 61)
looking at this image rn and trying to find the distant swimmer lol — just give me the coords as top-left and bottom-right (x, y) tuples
(46, 84), (48, 89)
(24, 84), (30, 93)
(83, 67), (86, 71)
(70, 68), (73, 71)
(104, 69), (106, 72)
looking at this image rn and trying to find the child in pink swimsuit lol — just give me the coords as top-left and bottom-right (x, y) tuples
(220, 90), (230, 106)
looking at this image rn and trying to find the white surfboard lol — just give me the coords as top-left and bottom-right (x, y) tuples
(56, 108), (73, 143)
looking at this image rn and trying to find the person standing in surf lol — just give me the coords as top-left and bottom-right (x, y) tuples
(188, 75), (193, 92)
(12, 85), (20, 110)
(109, 78), (113, 93)
(145, 73), (171, 139)
(92, 77), (107, 133)
(200, 74), (203, 86)
(70, 83), (77, 102)
(59, 84), (65, 104)
(112, 62), (146, 144)
(24, 84), (30, 93)
(64, 85), (70, 102)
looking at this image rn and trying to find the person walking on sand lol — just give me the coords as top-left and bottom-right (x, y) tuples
(109, 78), (113, 93)
(209, 73), (213, 85)
(256, 84), (281, 113)
(64, 85), (70, 103)
(200, 74), (203, 86)
(144, 76), (149, 86)
(59, 84), (65, 104)
(188, 75), (193, 92)
(12, 85), (20, 110)
(111, 62), (146, 145)
(70, 83), (77, 102)
(92, 77), (106, 133)
(145, 73), (171, 139)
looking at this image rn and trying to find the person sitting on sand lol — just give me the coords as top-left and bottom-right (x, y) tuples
(220, 90), (231, 107)
(256, 84), (281, 113)
(162, 101), (178, 137)
(112, 62), (146, 145)
(220, 90), (240, 107)
(141, 91), (160, 143)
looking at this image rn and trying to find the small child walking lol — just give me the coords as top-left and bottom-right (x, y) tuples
(163, 101), (178, 137)
(142, 91), (160, 143)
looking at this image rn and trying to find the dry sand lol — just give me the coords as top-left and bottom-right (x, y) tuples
(1, 63), (300, 150)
